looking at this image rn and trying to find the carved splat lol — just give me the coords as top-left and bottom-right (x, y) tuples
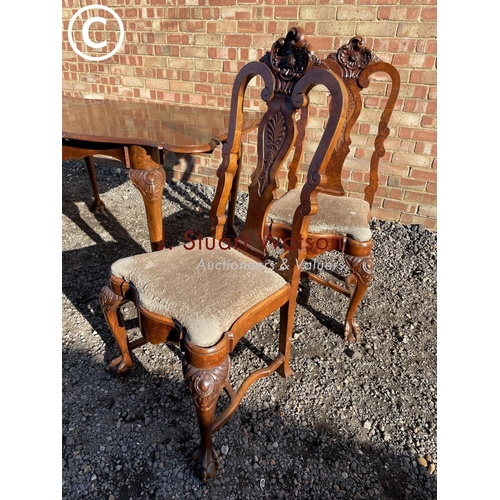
(258, 109), (286, 195)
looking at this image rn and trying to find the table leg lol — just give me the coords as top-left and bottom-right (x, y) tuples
(84, 156), (106, 211)
(128, 145), (166, 251)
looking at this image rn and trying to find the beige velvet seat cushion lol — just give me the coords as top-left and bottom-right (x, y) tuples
(111, 241), (287, 348)
(268, 189), (372, 242)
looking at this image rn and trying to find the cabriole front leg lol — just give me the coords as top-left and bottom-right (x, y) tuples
(100, 286), (133, 376)
(182, 334), (230, 481)
(344, 254), (374, 343)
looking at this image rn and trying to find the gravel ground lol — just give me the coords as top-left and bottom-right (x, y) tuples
(62, 158), (437, 499)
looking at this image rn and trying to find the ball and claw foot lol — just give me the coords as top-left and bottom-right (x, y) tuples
(91, 199), (106, 212)
(108, 356), (132, 377)
(191, 446), (220, 482)
(344, 320), (360, 343)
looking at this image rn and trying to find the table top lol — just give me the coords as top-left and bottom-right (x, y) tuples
(62, 95), (263, 154)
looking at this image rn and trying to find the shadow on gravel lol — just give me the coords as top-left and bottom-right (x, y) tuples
(297, 279), (346, 340)
(62, 159), (437, 500)
(62, 348), (436, 500)
(62, 159), (212, 356)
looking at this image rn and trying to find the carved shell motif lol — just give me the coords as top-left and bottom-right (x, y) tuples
(329, 36), (381, 79)
(182, 358), (230, 412)
(345, 255), (374, 287)
(260, 27), (322, 95)
(129, 167), (166, 203)
(257, 110), (286, 196)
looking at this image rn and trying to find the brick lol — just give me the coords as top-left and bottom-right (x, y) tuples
(378, 162), (410, 177)
(62, 3), (437, 226)
(417, 204), (437, 218)
(168, 58), (194, 69)
(275, 7), (299, 18)
(410, 70), (437, 85)
(421, 7), (437, 21)
(145, 78), (169, 90)
(181, 93), (207, 106)
(223, 34), (253, 47)
(356, 22), (398, 37)
(121, 76), (144, 87)
(406, 191), (436, 205)
(219, 7), (253, 19)
(389, 111), (421, 128)
(371, 207), (401, 222)
(415, 142), (437, 156)
(180, 47), (208, 58)
(383, 199), (417, 213)
(373, 37), (417, 54)
(299, 6), (337, 20)
(375, 186), (404, 200)
(237, 21), (264, 33)
(393, 152), (433, 169)
(208, 47), (237, 60)
(194, 34), (223, 46)
(377, 6), (420, 20)
(169, 80), (195, 93)
(400, 213), (437, 230)
(337, 6), (377, 20)
(397, 23), (437, 38)
(421, 115), (436, 128)
(412, 129), (437, 142)
(388, 176), (426, 191)
(409, 168), (436, 182)
(182, 70), (208, 83)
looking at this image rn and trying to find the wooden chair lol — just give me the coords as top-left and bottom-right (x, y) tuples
(265, 36), (401, 343)
(99, 27), (347, 481)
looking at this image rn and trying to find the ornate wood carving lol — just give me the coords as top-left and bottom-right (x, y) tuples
(100, 286), (122, 313)
(327, 36), (381, 80)
(260, 26), (323, 95)
(258, 109), (286, 195)
(129, 167), (166, 203)
(182, 358), (230, 413)
(345, 254), (374, 287)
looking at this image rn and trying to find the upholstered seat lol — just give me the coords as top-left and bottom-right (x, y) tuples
(268, 188), (371, 242)
(111, 241), (287, 347)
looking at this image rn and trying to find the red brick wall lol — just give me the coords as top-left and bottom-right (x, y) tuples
(62, 0), (437, 230)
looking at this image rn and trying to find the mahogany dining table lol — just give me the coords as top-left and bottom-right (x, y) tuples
(62, 95), (262, 251)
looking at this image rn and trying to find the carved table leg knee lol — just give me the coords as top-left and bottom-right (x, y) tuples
(100, 286), (133, 377)
(129, 145), (166, 252)
(182, 334), (230, 481)
(344, 254), (374, 343)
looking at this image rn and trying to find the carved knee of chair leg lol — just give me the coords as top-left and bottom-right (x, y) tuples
(344, 254), (374, 343)
(182, 334), (230, 481)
